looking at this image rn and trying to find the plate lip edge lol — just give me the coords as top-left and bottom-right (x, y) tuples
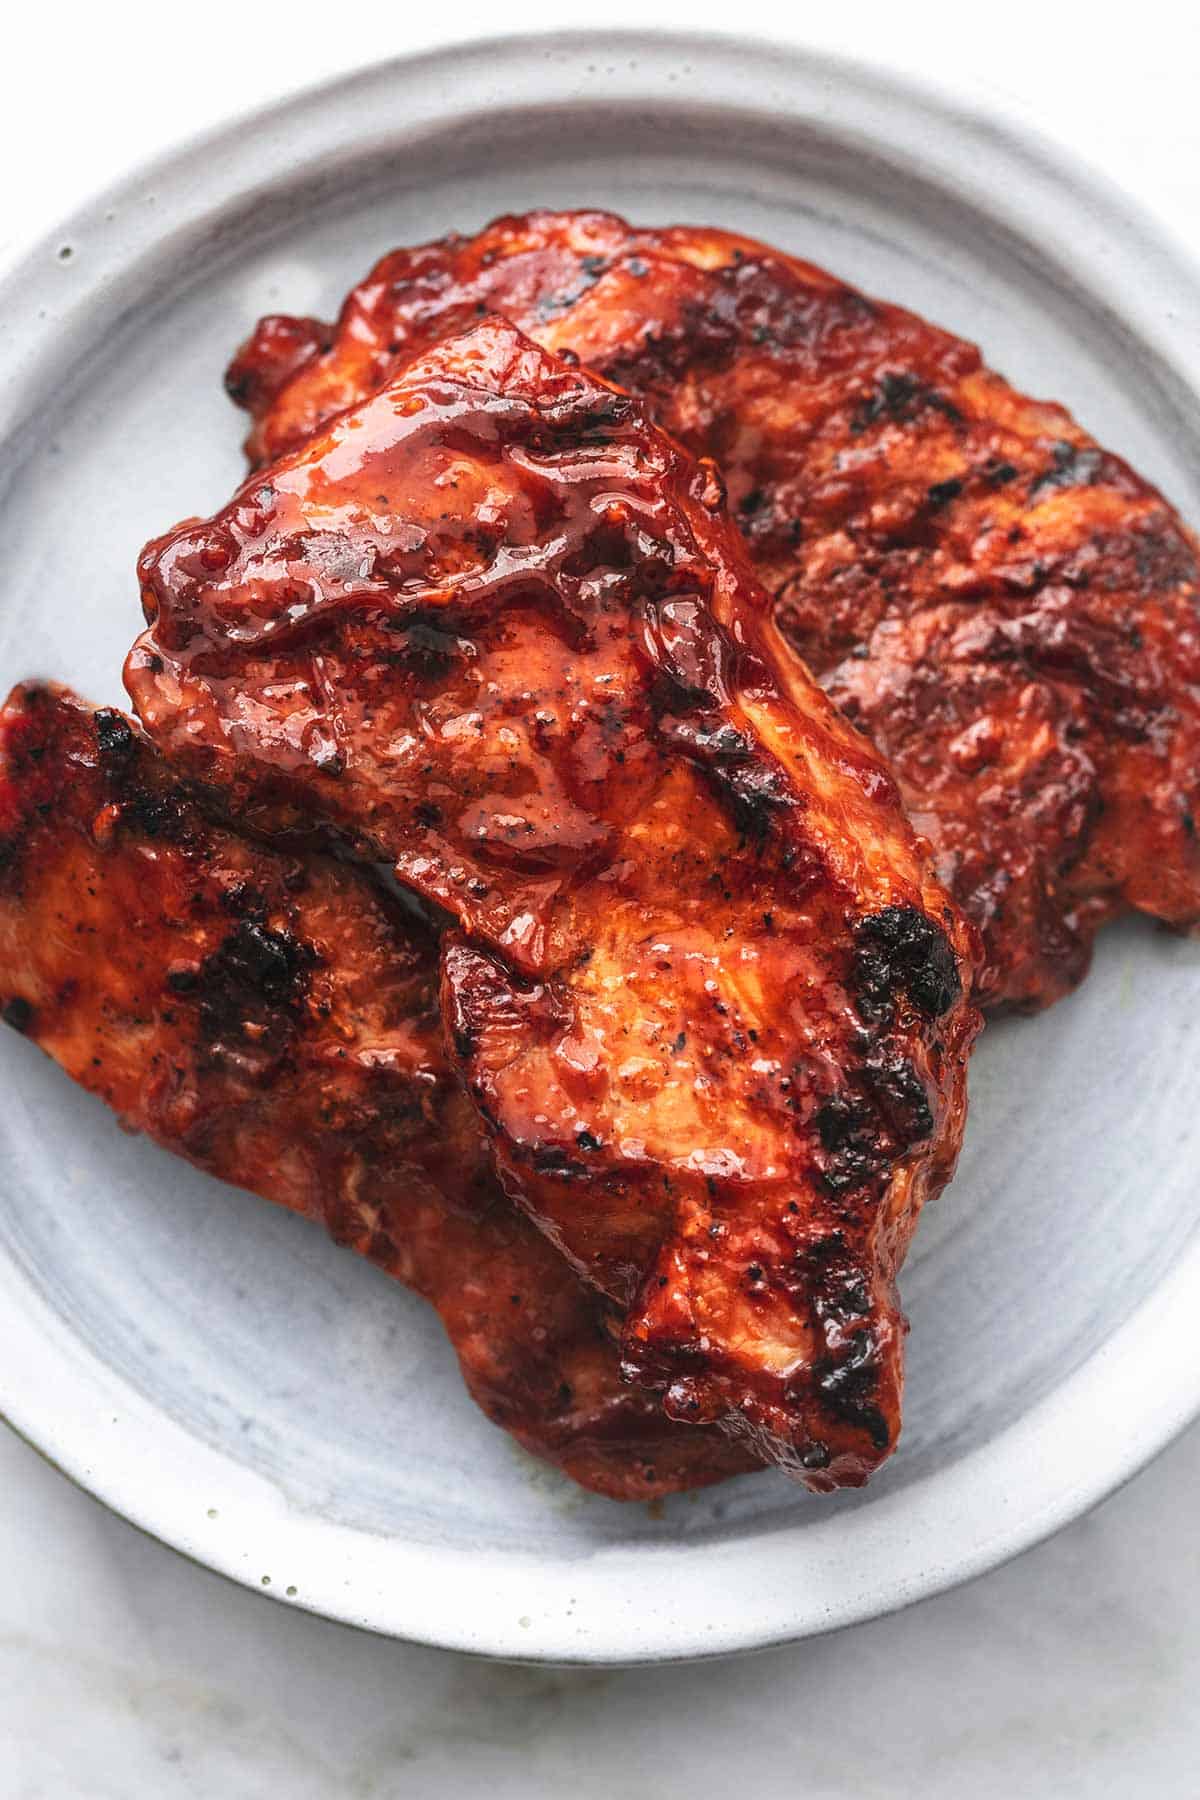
(0, 24), (1198, 1662)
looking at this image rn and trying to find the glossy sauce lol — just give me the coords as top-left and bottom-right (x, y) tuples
(228, 208), (1200, 1014)
(129, 319), (979, 1486)
(0, 681), (756, 1499)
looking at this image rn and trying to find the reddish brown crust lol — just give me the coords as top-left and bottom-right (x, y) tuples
(128, 320), (979, 1485)
(227, 209), (1200, 1013)
(0, 681), (756, 1500)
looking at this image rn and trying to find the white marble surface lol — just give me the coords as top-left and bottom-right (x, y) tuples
(4, 3), (1200, 1792)
(6, 1419), (1200, 1795)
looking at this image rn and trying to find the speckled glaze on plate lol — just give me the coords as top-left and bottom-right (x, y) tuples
(1, 29), (1199, 1664)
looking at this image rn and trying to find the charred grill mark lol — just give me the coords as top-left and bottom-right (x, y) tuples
(814, 1329), (890, 1450)
(658, 713), (801, 847)
(812, 1053), (932, 1196)
(813, 1091), (885, 1194)
(659, 715), (746, 759)
(1030, 440), (1106, 495)
(219, 881), (267, 920)
(853, 905), (961, 1024)
(787, 1232), (891, 1448)
(122, 785), (187, 841)
(863, 1055), (935, 1146)
(850, 370), (963, 436)
(193, 919), (313, 1051)
(94, 709), (137, 765)
(596, 294), (742, 399)
(642, 598), (803, 847)
(91, 711), (188, 841)
(384, 615), (463, 682)
(1130, 522), (1199, 592)
(926, 478), (963, 511)
(212, 920), (308, 997)
(719, 261), (877, 358)
(535, 253), (610, 318)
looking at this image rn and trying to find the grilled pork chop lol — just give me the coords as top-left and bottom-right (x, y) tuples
(0, 681), (757, 1499)
(128, 320), (979, 1485)
(226, 209), (1200, 1013)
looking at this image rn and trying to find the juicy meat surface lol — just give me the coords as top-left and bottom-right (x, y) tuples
(0, 681), (757, 1499)
(226, 209), (1200, 1012)
(129, 320), (980, 1485)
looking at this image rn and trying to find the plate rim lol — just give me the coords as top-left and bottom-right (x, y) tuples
(2, 25), (1200, 1663)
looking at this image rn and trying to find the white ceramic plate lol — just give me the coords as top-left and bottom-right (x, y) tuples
(2, 30), (1199, 1664)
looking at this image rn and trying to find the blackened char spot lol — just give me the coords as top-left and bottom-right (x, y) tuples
(386, 616), (462, 683)
(658, 712), (797, 846)
(195, 920), (312, 1049)
(850, 370), (963, 436)
(795, 1238), (875, 1339)
(813, 1093), (885, 1195)
(215, 921), (305, 997)
(813, 1055), (933, 1196)
(722, 759), (798, 845)
(815, 1328), (889, 1449)
(123, 784), (186, 840)
(220, 881), (265, 920)
(853, 905), (960, 1023)
(1031, 440), (1105, 494)
(94, 709), (137, 765)
(2, 996), (34, 1033)
(92, 713), (186, 838)
(862, 1055), (934, 1146)
(926, 478), (963, 510)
